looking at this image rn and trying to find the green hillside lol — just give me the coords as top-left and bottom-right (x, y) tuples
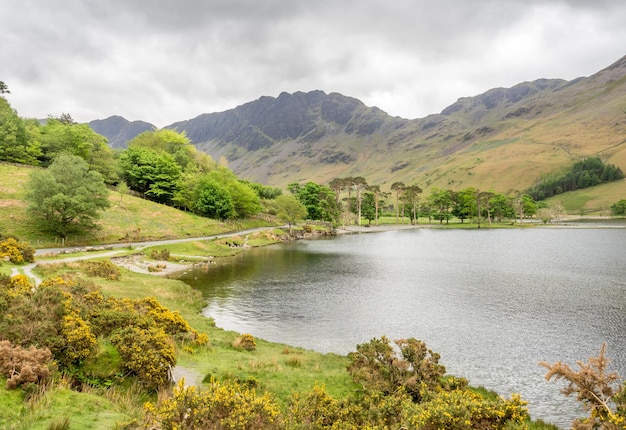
(0, 162), (273, 248)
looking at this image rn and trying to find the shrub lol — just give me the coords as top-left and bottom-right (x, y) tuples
(137, 296), (191, 335)
(540, 343), (626, 429)
(149, 248), (170, 261)
(6, 274), (32, 297)
(233, 333), (256, 351)
(0, 237), (35, 264)
(0, 340), (52, 389)
(403, 390), (529, 429)
(144, 379), (281, 430)
(347, 336), (446, 402)
(110, 326), (175, 388)
(58, 313), (97, 366)
(82, 260), (121, 280)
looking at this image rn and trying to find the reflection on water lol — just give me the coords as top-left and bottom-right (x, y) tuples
(178, 228), (626, 429)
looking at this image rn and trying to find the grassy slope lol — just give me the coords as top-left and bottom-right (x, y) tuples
(0, 162), (274, 248)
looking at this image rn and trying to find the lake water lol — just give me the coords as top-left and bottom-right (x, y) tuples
(178, 227), (626, 428)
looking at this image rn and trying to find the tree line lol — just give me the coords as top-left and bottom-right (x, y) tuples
(288, 176), (541, 227)
(526, 157), (624, 201)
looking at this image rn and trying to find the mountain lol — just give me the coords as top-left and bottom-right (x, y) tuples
(92, 55), (626, 192)
(89, 115), (155, 148)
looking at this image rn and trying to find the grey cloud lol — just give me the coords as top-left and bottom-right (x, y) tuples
(1, 0), (625, 126)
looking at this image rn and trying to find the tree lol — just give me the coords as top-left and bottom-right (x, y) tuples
(611, 199), (626, 216)
(350, 177), (368, 225)
(403, 184), (422, 225)
(274, 194), (307, 234)
(452, 187), (475, 224)
(204, 168), (262, 218)
(428, 187), (453, 224)
(25, 154), (110, 238)
(38, 118), (117, 183)
(391, 182), (405, 224)
(192, 178), (235, 219)
(489, 192), (515, 222)
(288, 182), (340, 224)
(0, 81), (10, 94)
(0, 97), (41, 165)
(366, 184), (386, 226)
(119, 146), (182, 205)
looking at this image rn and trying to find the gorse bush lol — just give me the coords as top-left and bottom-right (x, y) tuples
(403, 390), (528, 429)
(82, 260), (121, 280)
(144, 379), (281, 430)
(233, 333), (257, 351)
(0, 236), (35, 264)
(0, 271), (204, 391)
(347, 336), (446, 402)
(110, 326), (175, 388)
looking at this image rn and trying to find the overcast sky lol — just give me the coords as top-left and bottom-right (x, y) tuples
(2, 0), (625, 128)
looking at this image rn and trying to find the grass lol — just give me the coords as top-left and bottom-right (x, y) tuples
(0, 162), (279, 248)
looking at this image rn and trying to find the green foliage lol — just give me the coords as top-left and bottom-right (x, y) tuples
(208, 168), (262, 218)
(192, 176), (236, 219)
(273, 194), (308, 232)
(0, 97), (41, 165)
(528, 157), (624, 200)
(37, 117), (118, 183)
(25, 154), (110, 238)
(347, 336), (446, 402)
(288, 181), (340, 223)
(144, 379), (282, 429)
(0, 236), (35, 263)
(118, 146), (182, 205)
(611, 199), (626, 216)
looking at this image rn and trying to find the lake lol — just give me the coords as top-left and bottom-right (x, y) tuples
(177, 227), (626, 428)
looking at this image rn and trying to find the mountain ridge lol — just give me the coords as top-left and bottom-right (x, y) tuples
(89, 54), (626, 192)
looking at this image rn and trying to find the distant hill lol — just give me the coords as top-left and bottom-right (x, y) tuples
(89, 115), (155, 149)
(90, 54), (626, 192)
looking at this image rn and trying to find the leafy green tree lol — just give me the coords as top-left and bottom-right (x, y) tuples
(118, 146), (181, 205)
(274, 194), (307, 234)
(36, 117), (118, 183)
(288, 181), (340, 223)
(361, 192), (376, 225)
(25, 154), (110, 238)
(403, 184), (423, 225)
(452, 187), (476, 223)
(511, 192), (537, 223)
(205, 168), (262, 218)
(489, 192), (515, 222)
(611, 199), (626, 216)
(192, 177), (235, 219)
(0, 98), (41, 164)
(428, 187), (453, 224)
